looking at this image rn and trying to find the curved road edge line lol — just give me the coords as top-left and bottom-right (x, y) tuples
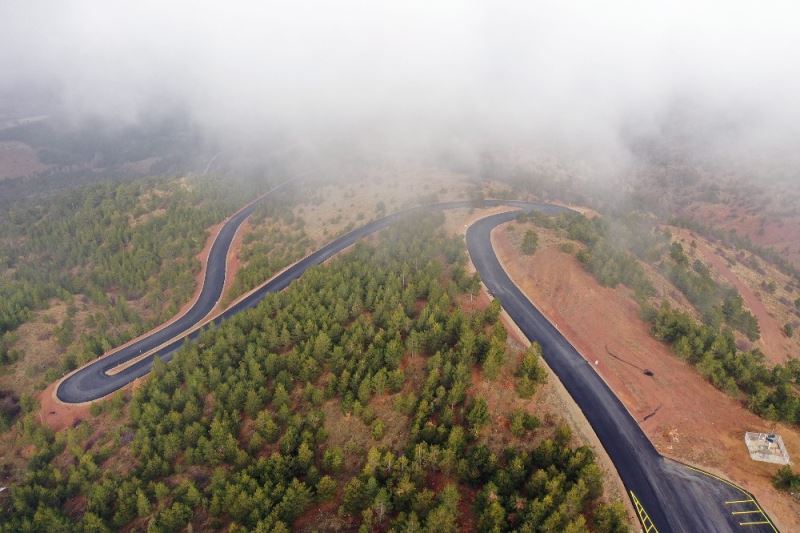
(49, 180), (292, 405)
(476, 211), (779, 533)
(103, 209), (398, 380)
(473, 211), (647, 528)
(103, 230), (320, 379)
(679, 462), (779, 532)
(483, 216), (648, 445)
(54, 202), (530, 403)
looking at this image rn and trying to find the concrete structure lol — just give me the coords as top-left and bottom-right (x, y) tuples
(745, 432), (790, 465)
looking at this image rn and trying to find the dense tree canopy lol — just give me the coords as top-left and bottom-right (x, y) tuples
(0, 175), (260, 379)
(0, 214), (624, 532)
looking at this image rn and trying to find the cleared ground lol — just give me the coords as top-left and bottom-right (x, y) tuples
(494, 221), (800, 531)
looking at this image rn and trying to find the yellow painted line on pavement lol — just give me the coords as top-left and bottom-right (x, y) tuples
(749, 501), (777, 531)
(629, 490), (659, 533)
(732, 510), (764, 515)
(682, 465), (778, 532)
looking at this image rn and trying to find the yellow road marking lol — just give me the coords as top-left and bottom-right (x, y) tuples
(732, 510), (764, 515)
(629, 490), (659, 533)
(749, 501), (777, 531)
(682, 464), (779, 532)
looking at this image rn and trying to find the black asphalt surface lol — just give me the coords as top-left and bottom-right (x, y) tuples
(467, 211), (777, 533)
(56, 200), (777, 532)
(55, 181), (291, 402)
(57, 199), (543, 403)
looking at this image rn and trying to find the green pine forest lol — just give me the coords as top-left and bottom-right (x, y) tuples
(0, 213), (627, 532)
(0, 176), (258, 398)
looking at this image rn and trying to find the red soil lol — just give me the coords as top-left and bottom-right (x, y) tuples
(671, 226), (794, 364)
(37, 380), (91, 432)
(492, 224), (800, 532)
(38, 218), (226, 429)
(38, 190), (282, 426)
(686, 202), (800, 271)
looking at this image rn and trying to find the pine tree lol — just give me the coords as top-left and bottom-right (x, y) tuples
(521, 230), (539, 255)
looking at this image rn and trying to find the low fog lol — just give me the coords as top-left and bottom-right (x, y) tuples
(1, 1), (799, 182)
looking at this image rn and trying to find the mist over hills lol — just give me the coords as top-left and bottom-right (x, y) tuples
(1, 2), (798, 188)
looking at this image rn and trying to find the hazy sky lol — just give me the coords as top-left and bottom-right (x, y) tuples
(1, 1), (799, 169)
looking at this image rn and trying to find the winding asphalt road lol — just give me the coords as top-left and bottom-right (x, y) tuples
(57, 200), (540, 403)
(55, 180), (291, 402)
(55, 199), (778, 532)
(467, 211), (778, 533)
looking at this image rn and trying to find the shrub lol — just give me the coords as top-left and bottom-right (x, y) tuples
(772, 465), (800, 493)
